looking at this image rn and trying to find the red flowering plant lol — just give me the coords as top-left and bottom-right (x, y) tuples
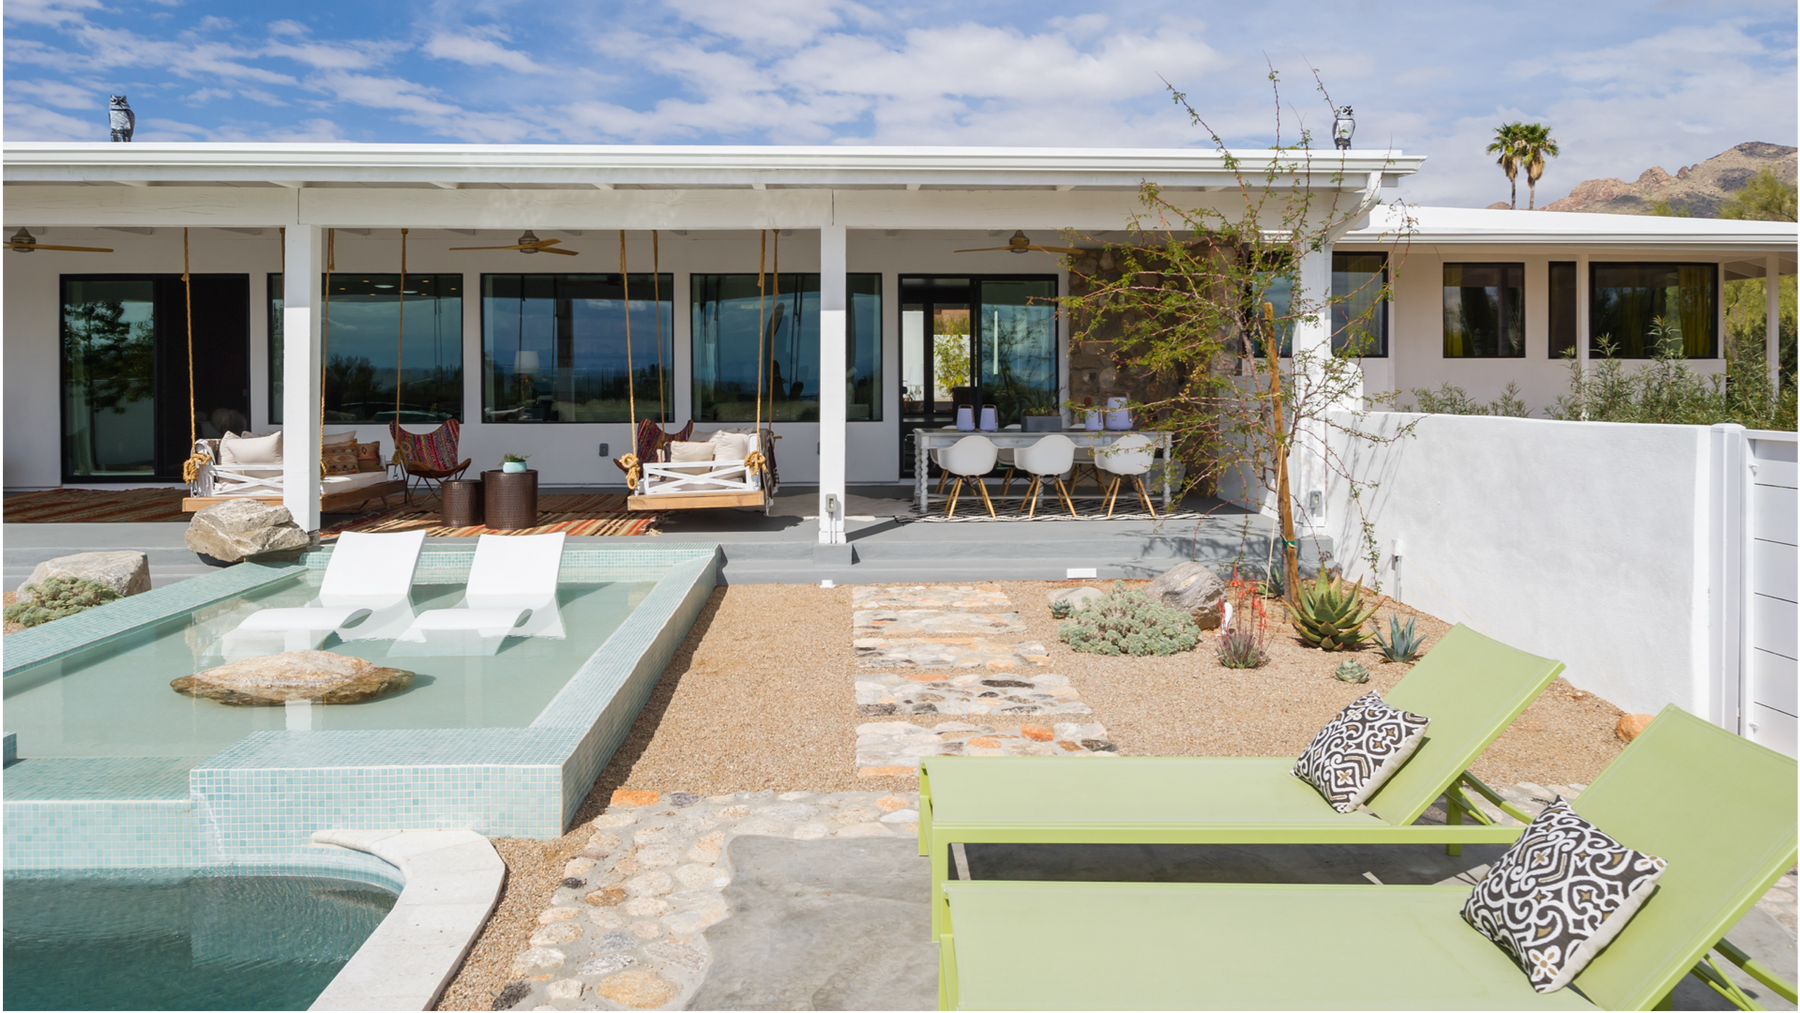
(1216, 567), (1270, 669)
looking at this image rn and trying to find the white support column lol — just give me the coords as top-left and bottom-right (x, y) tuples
(1288, 245), (1334, 534)
(817, 225), (847, 545)
(282, 225), (324, 531)
(1768, 256), (1782, 393)
(1575, 254), (1591, 416)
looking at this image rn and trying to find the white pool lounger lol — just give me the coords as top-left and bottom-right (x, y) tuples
(220, 530), (426, 658)
(389, 532), (566, 656)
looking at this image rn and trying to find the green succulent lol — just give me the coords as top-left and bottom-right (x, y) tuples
(1058, 582), (1200, 656)
(1049, 599), (1074, 620)
(4, 576), (120, 628)
(1334, 659), (1370, 683)
(1289, 573), (1378, 651)
(1373, 614), (1428, 663)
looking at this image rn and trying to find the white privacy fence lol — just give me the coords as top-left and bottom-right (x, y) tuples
(1320, 412), (1797, 756)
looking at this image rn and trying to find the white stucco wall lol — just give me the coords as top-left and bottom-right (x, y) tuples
(1322, 410), (1719, 718)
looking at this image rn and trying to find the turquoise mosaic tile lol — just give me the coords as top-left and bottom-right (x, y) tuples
(4, 732), (16, 767)
(4, 542), (723, 869)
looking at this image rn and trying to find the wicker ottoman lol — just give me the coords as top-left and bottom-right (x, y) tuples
(483, 470), (538, 530)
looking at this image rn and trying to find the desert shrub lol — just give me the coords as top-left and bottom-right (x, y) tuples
(1058, 582), (1200, 656)
(5, 577), (120, 628)
(1546, 333), (1796, 430)
(1409, 381), (1532, 417)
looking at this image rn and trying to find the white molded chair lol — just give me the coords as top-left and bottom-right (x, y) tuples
(389, 532), (565, 656)
(1095, 434), (1158, 518)
(1013, 435), (1078, 518)
(996, 423), (1023, 496)
(220, 530), (425, 658)
(940, 435), (999, 519)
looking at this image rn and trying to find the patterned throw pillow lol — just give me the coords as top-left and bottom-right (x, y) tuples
(353, 441), (385, 473)
(1291, 692), (1430, 813)
(1462, 799), (1667, 993)
(322, 441), (360, 476)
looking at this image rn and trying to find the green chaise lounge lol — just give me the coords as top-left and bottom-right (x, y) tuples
(938, 706), (1799, 1010)
(919, 623), (1560, 939)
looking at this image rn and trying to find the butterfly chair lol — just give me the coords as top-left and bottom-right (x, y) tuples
(390, 418), (471, 501)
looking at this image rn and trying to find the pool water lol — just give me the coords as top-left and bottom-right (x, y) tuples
(3, 873), (396, 1011)
(4, 575), (656, 758)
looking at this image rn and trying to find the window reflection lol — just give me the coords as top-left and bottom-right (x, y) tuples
(481, 274), (672, 423)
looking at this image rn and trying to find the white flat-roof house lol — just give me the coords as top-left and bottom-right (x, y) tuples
(4, 143), (1793, 545)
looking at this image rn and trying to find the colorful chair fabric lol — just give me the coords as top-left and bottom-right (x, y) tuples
(390, 418), (471, 499)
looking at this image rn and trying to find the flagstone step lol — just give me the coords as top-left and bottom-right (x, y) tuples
(850, 584), (1012, 611)
(852, 609), (1029, 641)
(854, 637), (1048, 670)
(856, 671), (1089, 718)
(855, 720), (1116, 776)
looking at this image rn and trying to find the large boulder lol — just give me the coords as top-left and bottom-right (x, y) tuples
(22, 551), (151, 601)
(171, 650), (413, 706)
(185, 499), (311, 564)
(1146, 561), (1226, 629)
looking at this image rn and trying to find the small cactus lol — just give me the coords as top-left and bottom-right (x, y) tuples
(1334, 659), (1370, 684)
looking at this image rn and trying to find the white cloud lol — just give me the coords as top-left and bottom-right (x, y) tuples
(7, 78), (103, 109)
(2, 0), (101, 28)
(423, 26), (541, 73)
(4, 101), (100, 140)
(660, 0), (873, 49)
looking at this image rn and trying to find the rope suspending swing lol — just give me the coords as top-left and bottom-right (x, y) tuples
(180, 229), (209, 484)
(390, 228), (408, 465)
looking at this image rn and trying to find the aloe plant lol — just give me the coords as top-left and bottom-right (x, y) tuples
(1372, 614), (1428, 663)
(1289, 573), (1378, 651)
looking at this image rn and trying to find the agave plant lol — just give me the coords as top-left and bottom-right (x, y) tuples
(1289, 572), (1379, 651)
(1372, 614), (1427, 663)
(1333, 659), (1370, 684)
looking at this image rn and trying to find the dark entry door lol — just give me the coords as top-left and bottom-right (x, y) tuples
(61, 274), (250, 482)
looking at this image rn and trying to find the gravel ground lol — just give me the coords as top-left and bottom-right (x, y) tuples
(437, 578), (1631, 1009)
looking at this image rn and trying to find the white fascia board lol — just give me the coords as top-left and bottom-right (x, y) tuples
(1341, 204), (1799, 252)
(3, 142), (1424, 191)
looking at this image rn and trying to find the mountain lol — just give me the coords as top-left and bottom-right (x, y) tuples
(1531, 142), (1796, 217)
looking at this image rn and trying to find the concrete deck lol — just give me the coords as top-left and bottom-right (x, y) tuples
(4, 486), (1324, 588)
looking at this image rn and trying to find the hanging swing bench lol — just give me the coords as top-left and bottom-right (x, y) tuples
(615, 230), (779, 514)
(183, 227), (410, 514)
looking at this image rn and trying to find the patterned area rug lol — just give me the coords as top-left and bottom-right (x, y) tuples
(322, 493), (660, 539)
(3, 488), (190, 523)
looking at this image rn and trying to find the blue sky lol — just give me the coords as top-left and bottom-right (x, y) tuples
(6, 0), (1795, 206)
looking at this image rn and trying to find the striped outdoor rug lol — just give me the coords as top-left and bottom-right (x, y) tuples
(322, 494), (659, 539)
(3, 488), (190, 523)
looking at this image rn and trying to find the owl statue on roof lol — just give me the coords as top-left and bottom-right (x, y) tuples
(109, 95), (134, 142)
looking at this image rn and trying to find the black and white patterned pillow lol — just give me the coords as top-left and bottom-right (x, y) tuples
(1462, 798), (1668, 993)
(1291, 692), (1430, 813)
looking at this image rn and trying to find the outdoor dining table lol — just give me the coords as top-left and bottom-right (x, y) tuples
(911, 428), (1174, 514)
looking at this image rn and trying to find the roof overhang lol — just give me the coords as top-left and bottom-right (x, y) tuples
(1342, 204), (1798, 259)
(3, 142), (1423, 192)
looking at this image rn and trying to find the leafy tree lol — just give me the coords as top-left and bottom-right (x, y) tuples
(1486, 122), (1527, 209)
(1060, 68), (1419, 600)
(64, 300), (155, 414)
(1515, 123), (1560, 210)
(1719, 168), (1798, 222)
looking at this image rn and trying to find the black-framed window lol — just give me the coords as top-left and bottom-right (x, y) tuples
(1443, 263), (1524, 357)
(1332, 252), (1388, 357)
(1549, 262), (1577, 358)
(691, 273), (881, 423)
(269, 273), (463, 424)
(480, 274), (672, 423)
(1591, 262), (1717, 358)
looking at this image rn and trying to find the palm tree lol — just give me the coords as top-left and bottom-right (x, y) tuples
(1486, 122), (1526, 209)
(1516, 123), (1560, 209)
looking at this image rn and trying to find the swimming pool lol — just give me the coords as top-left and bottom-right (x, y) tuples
(4, 574), (656, 758)
(4, 871), (397, 1011)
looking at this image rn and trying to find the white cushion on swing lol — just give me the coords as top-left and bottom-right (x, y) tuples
(322, 430), (357, 446)
(220, 431), (283, 465)
(709, 431), (752, 462)
(669, 441), (715, 463)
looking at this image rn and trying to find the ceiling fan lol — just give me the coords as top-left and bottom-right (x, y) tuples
(954, 229), (1084, 255)
(449, 230), (578, 256)
(6, 227), (112, 253)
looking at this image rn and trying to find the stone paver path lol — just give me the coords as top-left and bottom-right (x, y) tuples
(502, 789), (921, 1011)
(853, 609), (1030, 641)
(856, 720), (1116, 777)
(854, 636), (1050, 670)
(856, 671), (1090, 718)
(851, 584), (1012, 610)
